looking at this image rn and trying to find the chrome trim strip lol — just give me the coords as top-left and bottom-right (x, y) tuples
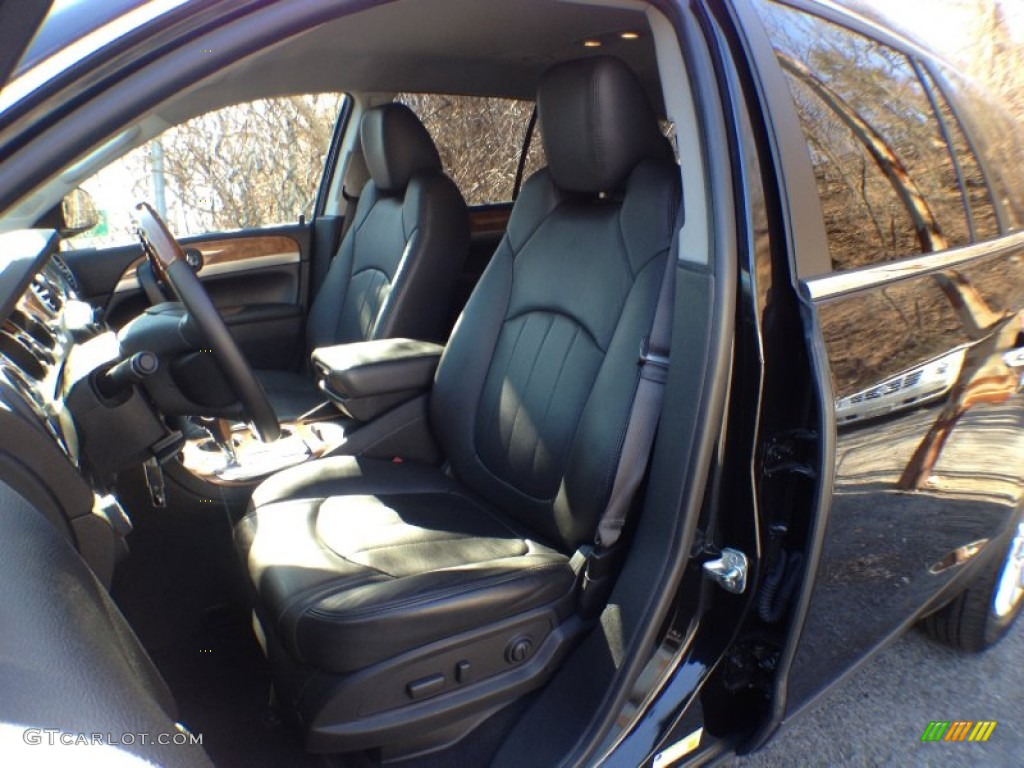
(113, 250), (301, 293)
(804, 231), (1024, 301)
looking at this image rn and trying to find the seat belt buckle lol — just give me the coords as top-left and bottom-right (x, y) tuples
(575, 545), (623, 619)
(638, 337), (670, 381)
(584, 545), (618, 584)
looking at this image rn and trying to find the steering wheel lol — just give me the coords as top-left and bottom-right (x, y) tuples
(134, 202), (281, 442)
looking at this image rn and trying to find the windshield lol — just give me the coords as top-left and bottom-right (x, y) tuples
(1, 0), (191, 116)
(15, 0), (152, 76)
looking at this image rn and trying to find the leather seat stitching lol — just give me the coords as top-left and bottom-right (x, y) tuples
(302, 563), (568, 622)
(503, 308), (602, 351)
(339, 534), (526, 556)
(505, 314), (555, 466)
(506, 183), (565, 252)
(478, 312), (532, 448)
(531, 325), (579, 477)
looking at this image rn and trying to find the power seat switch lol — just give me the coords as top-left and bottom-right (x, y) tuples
(406, 674), (445, 700)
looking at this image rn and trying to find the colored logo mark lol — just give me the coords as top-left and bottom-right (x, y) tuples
(920, 721), (996, 742)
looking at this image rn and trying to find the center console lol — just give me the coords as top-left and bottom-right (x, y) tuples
(178, 338), (445, 486)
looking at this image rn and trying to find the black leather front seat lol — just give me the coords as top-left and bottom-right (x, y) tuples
(257, 103), (469, 420)
(236, 56), (680, 753)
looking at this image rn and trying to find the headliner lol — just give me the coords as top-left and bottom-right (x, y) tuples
(160, 0), (660, 124)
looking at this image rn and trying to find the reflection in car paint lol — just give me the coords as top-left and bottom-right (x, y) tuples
(929, 539), (988, 575)
(835, 347), (966, 426)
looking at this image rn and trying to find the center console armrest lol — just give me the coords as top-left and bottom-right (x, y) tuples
(311, 338), (444, 422)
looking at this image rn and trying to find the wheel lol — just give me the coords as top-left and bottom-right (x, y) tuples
(922, 516), (1024, 651)
(134, 202), (280, 442)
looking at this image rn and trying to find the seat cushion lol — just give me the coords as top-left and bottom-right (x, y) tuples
(235, 457), (576, 673)
(254, 369), (325, 422)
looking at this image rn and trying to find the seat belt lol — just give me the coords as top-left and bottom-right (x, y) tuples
(595, 226), (679, 548)
(336, 149), (369, 245)
(572, 220), (679, 618)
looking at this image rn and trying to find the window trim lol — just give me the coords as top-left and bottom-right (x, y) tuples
(923, 61), (1011, 235)
(804, 228), (1024, 301)
(313, 92), (353, 220)
(912, 58), (976, 242)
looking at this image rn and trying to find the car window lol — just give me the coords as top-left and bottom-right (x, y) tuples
(917, 67), (1001, 242)
(752, 1), (974, 272)
(66, 93), (346, 249)
(938, 68), (1024, 234)
(396, 94), (545, 206)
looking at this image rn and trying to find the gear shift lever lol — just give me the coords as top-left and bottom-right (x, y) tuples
(201, 418), (238, 466)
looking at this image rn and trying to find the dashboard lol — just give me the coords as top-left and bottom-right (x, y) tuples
(0, 230), (89, 461)
(0, 229), (144, 586)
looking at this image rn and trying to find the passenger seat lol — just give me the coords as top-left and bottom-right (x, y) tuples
(256, 103), (470, 420)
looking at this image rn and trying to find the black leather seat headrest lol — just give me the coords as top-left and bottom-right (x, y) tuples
(538, 56), (669, 195)
(360, 103), (443, 194)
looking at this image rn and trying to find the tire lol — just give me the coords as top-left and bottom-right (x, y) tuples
(922, 517), (1024, 652)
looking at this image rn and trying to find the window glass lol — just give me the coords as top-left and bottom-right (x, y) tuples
(68, 94), (346, 249)
(753, 1), (971, 271)
(397, 94), (544, 205)
(939, 68), (1024, 233)
(919, 67), (1000, 241)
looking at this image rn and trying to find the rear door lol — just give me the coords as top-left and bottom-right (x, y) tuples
(737, 0), (1024, 723)
(63, 93), (348, 370)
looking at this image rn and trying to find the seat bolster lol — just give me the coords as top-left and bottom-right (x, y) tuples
(235, 498), (381, 628)
(372, 172), (469, 342)
(249, 455), (454, 508)
(293, 552), (576, 672)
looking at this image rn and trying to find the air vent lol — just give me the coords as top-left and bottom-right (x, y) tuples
(48, 255), (80, 293)
(1, 365), (47, 411)
(30, 275), (62, 313)
(0, 329), (46, 379)
(9, 309), (57, 350)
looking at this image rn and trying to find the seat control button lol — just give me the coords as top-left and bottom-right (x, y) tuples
(456, 660), (471, 683)
(406, 674), (445, 700)
(505, 636), (533, 664)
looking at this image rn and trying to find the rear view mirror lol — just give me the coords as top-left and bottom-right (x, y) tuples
(58, 187), (100, 237)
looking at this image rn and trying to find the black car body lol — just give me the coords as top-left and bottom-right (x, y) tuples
(0, 0), (1021, 765)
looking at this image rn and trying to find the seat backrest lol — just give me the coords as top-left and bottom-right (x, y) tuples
(306, 103), (469, 349)
(432, 57), (681, 552)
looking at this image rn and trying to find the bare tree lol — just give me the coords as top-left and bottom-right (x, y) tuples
(397, 93), (543, 205)
(149, 94), (344, 234)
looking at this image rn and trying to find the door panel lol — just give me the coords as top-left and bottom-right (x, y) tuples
(68, 225), (311, 370)
(788, 244), (1024, 709)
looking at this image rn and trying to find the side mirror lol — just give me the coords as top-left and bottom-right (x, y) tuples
(58, 187), (100, 237)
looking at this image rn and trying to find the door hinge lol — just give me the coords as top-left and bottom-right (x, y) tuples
(703, 547), (749, 594)
(762, 428), (817, 479)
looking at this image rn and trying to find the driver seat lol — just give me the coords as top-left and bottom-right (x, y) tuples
(236, 56), (680, 753)
(256, 103), (469, 420)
